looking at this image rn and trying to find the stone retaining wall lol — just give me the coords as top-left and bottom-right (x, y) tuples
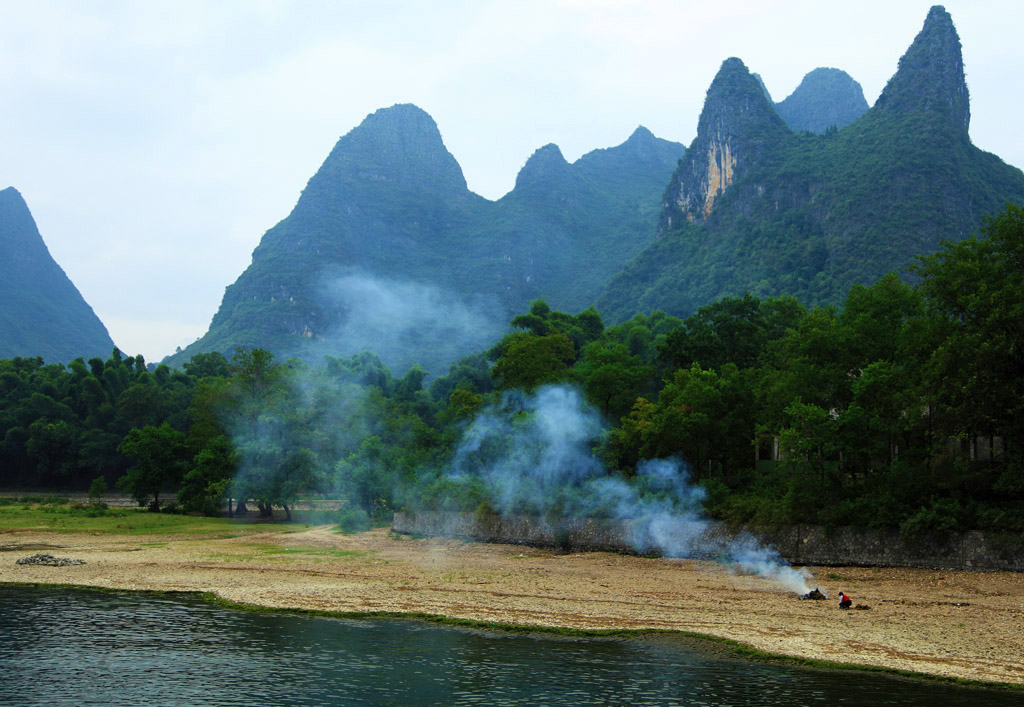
(392, 510), (1024, 571)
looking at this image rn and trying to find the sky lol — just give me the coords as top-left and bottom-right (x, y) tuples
(1, 1), (1021, 363)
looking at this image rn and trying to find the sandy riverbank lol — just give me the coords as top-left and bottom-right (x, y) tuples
(3, 524), (1024, 687)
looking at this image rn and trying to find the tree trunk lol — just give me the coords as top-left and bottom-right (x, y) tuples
(283, 503), (291, 522)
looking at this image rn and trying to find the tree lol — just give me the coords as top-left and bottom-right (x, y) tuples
(183, 351), (231, 379)
(604, 397), (655, 473)
(396, 365), (428, 401)
(116, 423), (188, 511)
(230, 347), (281, 403)
(226, 352), (319, 518)
(779, 400), (840, 484)
(838, 273), (922, 365)
(178, 435), (236, 515)
(914, 203), (1024, 455)
(605, 311), (682, 364)
(490, 332), (575, 391)
(25, 419), (80, 484)
(574, 340), (654, 420)
(117, 378), (165, 430)
(660, 293), (767, 371)
(644, 364), (754, 481)
(437, 388), (484, 426)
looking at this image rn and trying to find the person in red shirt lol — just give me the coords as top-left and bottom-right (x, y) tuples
(838, 591), (852, 609)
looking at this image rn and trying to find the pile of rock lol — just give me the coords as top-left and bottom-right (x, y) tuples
(16, 553), (85, 567)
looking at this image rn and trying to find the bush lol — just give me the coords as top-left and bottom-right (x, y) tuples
(899, 497), (963, 543)
(335, 505), (372, 534)
(29, 496), (69, 506)
(88, 476), (108, 503)
(79, 502), (111, 517)
(697, 478), (731, 516)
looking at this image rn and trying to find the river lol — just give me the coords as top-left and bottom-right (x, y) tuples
(0, 586), (1020, 706)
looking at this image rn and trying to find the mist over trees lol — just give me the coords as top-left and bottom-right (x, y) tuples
(2, 204), (1024, 538)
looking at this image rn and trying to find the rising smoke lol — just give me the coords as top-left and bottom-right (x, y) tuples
(223, 269), (505, 520)
(223, 273), (813, 593)
(444, 384), (814, 594)
(312, 269), (505, 378)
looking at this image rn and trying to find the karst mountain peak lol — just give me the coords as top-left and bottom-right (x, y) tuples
(875, 5), (970, 136)
(660, 56), (788, 228)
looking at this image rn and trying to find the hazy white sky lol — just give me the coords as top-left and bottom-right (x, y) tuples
(1, 1), (1020, 363)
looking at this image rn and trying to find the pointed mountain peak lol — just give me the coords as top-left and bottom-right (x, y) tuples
(312, 103), (468, 195)
(699, 58), (787, 140)
(0, 187), (115, 361)
(874, 5), (969, 135)
(661, 57), (788, 225)
(525, 142), (568, 164)
(618, 125), (683, 164)
(354, 103), (450, 151)
(571, 129), (685, 187)
(514, 143), (572, 191)
(618, 126), (685, 166)
(0, 187), (39, 247)
(625, 125), (656, 144)
(775, 67), (868, 133)
(0, 185), (28, 212)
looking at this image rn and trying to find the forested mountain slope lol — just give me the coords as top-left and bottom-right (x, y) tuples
(595, 6), (1024, 321)
(0, 187), (115, 362)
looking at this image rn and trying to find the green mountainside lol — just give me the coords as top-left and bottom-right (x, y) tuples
(595, 6), (1024, 322)
(484, 126), (682, 312)
(168, 106), (682, 373)
(774, 67), (869, 133)
(0, 187), (115, 363)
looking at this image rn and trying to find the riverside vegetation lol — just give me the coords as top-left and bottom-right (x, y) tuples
(2, 203), (1024, 539)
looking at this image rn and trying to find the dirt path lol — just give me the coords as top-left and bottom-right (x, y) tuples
(3, 525), (1024, 686)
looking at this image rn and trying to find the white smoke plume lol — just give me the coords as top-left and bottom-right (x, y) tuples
(223, 361), (379, 513)
(313, 269), (505, 378)
(445, 384), (814, 594)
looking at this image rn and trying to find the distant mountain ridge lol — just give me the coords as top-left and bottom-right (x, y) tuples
(0, 187), (115, 362)
(169, 5), (1023, 372)
(755, 68), (868, 134)
(774, 67), (869, 134)
(167, 107), (683, 372)
(595, 5), (1024, 321)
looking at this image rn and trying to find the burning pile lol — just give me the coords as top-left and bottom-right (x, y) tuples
(800, 587), (827, 600)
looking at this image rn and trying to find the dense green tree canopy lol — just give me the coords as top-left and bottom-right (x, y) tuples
(3, 204), (1024, 537)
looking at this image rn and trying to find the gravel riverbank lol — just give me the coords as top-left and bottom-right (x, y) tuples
(2, 525), (1023, 687)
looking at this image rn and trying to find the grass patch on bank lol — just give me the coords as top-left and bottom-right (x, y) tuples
(0, 502), (295, 537)
(202, 542), (372, 563)
(259, 547), (369, 559)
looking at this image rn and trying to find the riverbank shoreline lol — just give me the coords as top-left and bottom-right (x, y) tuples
(2, 524), (1024, 689)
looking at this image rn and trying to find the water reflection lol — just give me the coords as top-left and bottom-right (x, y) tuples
(0, 586), (1019, 706)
